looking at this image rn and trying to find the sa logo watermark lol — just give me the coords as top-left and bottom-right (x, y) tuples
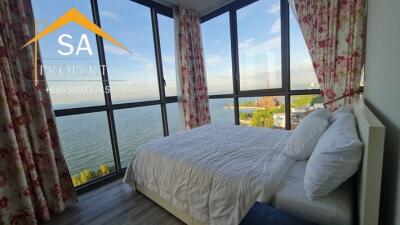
(58, 33), (93, 56)
(21, 7), (131, 86)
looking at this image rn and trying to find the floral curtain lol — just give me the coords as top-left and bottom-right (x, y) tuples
(290, 0), (365, 110)
(0, 0), (77, 224)
(173, 6), (211, 129)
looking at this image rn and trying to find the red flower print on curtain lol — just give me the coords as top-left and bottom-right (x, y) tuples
(173, 6), (211, 129)
(0, 0), (77, 224)
(290, 0), (365, 110)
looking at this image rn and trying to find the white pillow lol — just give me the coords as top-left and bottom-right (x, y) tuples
(304, 113), (363, 199)
(285, 109), (330, 160)
(328, 105), (352, 124)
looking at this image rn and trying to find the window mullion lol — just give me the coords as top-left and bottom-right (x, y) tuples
(280, 0), (291, 130)
(90, 0), (121, 172)
(151, 8), (169, 136)
(230, 9), (240, 125)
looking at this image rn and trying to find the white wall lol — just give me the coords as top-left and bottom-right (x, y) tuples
(364, 0), (400, 224)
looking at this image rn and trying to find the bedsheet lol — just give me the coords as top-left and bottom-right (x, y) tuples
(124, 124), (294, 225)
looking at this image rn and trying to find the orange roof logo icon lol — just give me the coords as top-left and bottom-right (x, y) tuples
(22, 7), (130, 52)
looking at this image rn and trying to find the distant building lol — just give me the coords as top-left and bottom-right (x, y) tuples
(291, 106), (309, 113)
(308, 82), (320, 89)
(312, 103), (324, 109)
(273, 113), (285, 128)
(290, 103), (325, 129)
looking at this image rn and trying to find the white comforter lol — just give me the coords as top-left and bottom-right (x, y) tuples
(124, 124), (294, 225)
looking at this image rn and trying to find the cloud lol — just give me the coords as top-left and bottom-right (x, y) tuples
(130, 52), (156, 72)
(239, 35), (281, 56)
(104, 44), (155, 72)
(104, 44), (129, 55)
(205, 54), (224, 66)
(100, 10), (119, 20)
(270, 18), (281, 34)
(238, 38), (254, 49)
(267, 2), (280, 14)
(130, 52), (151, 65)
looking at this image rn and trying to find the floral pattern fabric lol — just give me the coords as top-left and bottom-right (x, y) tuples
(291, 0), (365, 110)
(0, 0), (77, 224)
(173, 6), (211, 129)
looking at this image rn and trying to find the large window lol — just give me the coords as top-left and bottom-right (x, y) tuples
(32, 0), (176, 188)
(98, 1), (159, 103)
(32, 0), (105, 110)
(114, 106), (164, 168)
(201, 0), (320, 130)
(237, 0), (282, 90)
(56, 112), (115, 187)
(202, 13), (233, 95)
(158, 15), (178, 97)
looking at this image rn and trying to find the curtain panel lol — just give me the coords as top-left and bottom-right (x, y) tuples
(0, 1), (77, 224)
(290, 0), (365, 110)
(173, 6), (211, 129)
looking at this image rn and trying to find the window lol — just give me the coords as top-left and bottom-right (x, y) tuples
(98, 0), (159, 103)
(167, 103), (181, 134)
(32, 0), (105, 109)
(202, 13), (233, 95)
(158, 15), (178, 97)
(289, 9), (319, 90)
(56, 112), (115, 187)
(114, 106), (164, 167)
(32, 0), (176, 188)
(290, 95), (324, 129)
(202, 13), (235, 125)
(237, 0), (282, 90)
(200, 0), (324, 130)
(209, 99), (235, 124)
(239, 96), (285, 129)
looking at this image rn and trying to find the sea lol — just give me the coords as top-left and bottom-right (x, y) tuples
(56, 98), (238, 176)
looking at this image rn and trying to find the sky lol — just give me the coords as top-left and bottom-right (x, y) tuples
(31, 0), (317, 109)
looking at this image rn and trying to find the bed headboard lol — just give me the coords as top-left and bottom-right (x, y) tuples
(352, 96), (385, 225)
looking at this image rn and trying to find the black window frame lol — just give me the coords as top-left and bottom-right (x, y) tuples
(50, 0), (323, 193)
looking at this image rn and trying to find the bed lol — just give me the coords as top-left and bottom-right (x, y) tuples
(123, 97), (385, 225)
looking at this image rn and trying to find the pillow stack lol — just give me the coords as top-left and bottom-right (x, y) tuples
(285, 109), (330, 160)
(285, 106), (363, 200)
(304, 109), (363, 199)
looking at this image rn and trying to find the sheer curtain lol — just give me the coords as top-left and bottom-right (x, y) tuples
(173, 6), (211, 129)
(289, 0), (366, 110)
(0, 1), (76, 224)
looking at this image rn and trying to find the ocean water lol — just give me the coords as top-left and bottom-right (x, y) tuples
(56, 98), (236, 176)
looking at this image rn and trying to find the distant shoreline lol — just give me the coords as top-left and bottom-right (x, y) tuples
(239, 119), (251, 125)
(224, 105), (266, 110)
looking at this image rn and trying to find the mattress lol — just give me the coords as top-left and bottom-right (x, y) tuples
(271, 161), (354, 225)
(124, 124), (295, 225)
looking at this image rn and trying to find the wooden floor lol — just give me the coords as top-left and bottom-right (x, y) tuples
(44, 179), (185, 225)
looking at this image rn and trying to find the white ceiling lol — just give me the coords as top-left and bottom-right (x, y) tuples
(153, 0), (235, 16)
